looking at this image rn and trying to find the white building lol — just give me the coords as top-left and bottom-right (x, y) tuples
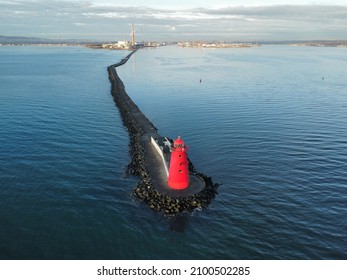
(117, 40), (130, 48)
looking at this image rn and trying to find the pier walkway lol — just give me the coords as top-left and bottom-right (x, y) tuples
(108, 51), (205, 198)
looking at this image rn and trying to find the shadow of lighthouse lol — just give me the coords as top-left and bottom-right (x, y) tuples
(169, 213), (190, 232)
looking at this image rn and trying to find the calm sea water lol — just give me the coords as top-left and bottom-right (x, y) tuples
(0, 45), (346, 260)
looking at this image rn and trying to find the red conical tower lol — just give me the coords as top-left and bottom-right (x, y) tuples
(167, 136), (190, 190)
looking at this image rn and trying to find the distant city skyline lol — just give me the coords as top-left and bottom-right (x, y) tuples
(0, 0), (346, 41)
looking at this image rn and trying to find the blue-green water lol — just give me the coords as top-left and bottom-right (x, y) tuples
(0, 45), (346, 259)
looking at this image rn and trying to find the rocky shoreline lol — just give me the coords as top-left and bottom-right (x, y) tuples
(107, 53), (218, 215)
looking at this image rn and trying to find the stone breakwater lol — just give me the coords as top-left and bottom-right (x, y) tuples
(107, 52), (218, 215)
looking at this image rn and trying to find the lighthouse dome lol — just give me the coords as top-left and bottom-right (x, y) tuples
(174, 136), (184, 147)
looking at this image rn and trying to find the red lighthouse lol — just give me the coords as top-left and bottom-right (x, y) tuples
(167, 136), (190, 190)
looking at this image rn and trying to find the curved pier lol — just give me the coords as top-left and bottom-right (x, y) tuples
(108, 51), (218, 215)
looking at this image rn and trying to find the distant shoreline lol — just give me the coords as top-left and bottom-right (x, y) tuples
(0, 43), (87, 47)
(1, 41), (347, 48)
(178, 42), (260, 48)
(288, 43), (347, 48)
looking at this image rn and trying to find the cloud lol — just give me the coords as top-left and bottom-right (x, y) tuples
(0, 0), (346, 40)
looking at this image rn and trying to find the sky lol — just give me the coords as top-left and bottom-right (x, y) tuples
(0, 0), (346, 41)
